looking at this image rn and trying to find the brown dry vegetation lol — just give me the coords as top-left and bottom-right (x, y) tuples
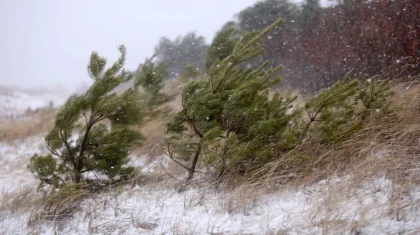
(132, 77), (185, 157)
(135, 116), (169, 158)
(244, 79), (420, 195)
(0, 188), (38, 213)
(217, 81), (420, 232)
(2, 80), (420, 234)
(2, 78), (420, 191)
(0, 109), (56, 142)
(131, 76), (420, 195)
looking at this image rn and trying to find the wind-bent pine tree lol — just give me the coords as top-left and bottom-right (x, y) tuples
(29, 45), (144, 189)
(302, 78), (361, 143)
(134, 57), (172, 116)
(302, 77), (393, 143)
(165, 18), (301, 181)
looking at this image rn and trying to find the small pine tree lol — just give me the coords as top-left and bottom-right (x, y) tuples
(303, 78), (361, 142)
(29, 45), (144, 189)
(165, 18), (301, 181)
(302, 77), (393, 143)
(358, 78), (393, 117)
(134, 57), (172, 116)
(165, 19), (395, 183)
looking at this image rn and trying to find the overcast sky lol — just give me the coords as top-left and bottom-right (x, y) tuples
(0, 0), (319, 91)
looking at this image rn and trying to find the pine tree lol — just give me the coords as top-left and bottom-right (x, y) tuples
(302, 77), (393, 143)
(29, 45), (144, 189)
(205, 28), (237, 71)
(164, 18), (301, 181)
(357, 78), (393, 117)
(303, 78), (361, 143)
(134, 57), (172, 116)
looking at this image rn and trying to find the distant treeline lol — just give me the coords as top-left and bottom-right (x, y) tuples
(153, 0), (420, 93)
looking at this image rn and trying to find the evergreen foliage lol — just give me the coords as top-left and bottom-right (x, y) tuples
(205, 28), (237, 72)
(302, 77), (393, 143)
(135, 57), (172, 116)
(165, 18), (394, 182)
(303, 78), (361, 143)
(165, 18), (302, 181)
(238, 0), (298, 32)
(358, 78), (393, 116)
(29, 45), (144, 190)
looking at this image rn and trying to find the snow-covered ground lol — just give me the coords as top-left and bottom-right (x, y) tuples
(0, 86), (68, 119)
(1, 135), (419, 234)
(35, 176), (419, 234)
(0, 136), (46, 194)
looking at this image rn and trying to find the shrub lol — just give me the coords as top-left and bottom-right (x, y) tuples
(134, 57), (172, 116)
(29, 45), (144, 190)
(164, 18), (394, 183)
(164, 18), (301, 181)
(302, 77), (393, 143)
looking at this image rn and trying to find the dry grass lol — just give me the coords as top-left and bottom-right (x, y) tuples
(216, 184), (260, 215)
(3, 78), (420, 234)
(162, 77), (187, 110)
(228, 80), (420, 233)
(250, 80), (420, 188)
(130, 77), (185, 167)
(218, 80), (420, 233)
(135, 115), (169, 157)
(0, 109), (56, 142)
(319, 80), (420, 183)
(272, 86), (307, 107)
(27, 183), (95, 229)
(0, 188), (38, 213)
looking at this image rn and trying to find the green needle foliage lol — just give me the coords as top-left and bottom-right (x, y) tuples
(165, 17), (394, 183)
(205, 28), (237, 72)
(302, 77), (393, 143)
(165, 18), (302, 181)
(303, 78), (361, 143)
(135, 57), (172, 116)
(358, 78), (393, 117)
(29, 45), (144, 190)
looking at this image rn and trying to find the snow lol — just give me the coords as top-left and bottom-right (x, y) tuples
(0, 86), (68, 119)
(0, 136), (46, 194)
(0, 122), (419, 234)
(14, 175), (413, 234)
(1, 144), (419, 235)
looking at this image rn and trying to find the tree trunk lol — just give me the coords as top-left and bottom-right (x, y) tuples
(187, 142), (202, 181)
(75, 170), (81, 183)
(76, 122), (94, 184)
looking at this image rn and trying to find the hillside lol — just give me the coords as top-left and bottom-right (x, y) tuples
(0, 86), (69, 119)
(1, 81), (420, 234)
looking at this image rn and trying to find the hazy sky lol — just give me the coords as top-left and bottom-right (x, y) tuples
(1, 0), (317, 91)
